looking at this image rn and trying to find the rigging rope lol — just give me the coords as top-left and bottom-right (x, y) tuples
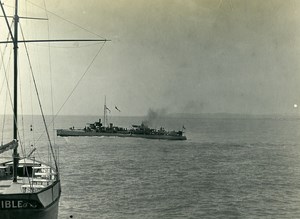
(0, 39), (9, 145)
(56, 42), (106, 116)
(34, 41), (107, 144)
(0, 20), (28, 158)
(19, 23), (59, 174)
(0, 32), (13, 145)
(0, 19), (27, 159)
(29, 55), (36, 151)
(0, 20), (13, 101)
(0, 21), (26, 161)
(19, 56), (27, 157)
(43, 0), (55, 166)
(1, 87), (8, 145)
(9, 1), (108, 171)
(27, 0), (105, 39)
(0, 36), (27, 162)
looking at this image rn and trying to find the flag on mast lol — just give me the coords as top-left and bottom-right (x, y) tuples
(115, 106), (121, 112)
(105, 106), (111, 113)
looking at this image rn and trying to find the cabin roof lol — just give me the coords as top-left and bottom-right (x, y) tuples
(6, 158), (41, 167)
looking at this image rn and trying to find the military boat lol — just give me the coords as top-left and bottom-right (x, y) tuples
(57, 119), (187, 140)
(58, 97), (187, 140)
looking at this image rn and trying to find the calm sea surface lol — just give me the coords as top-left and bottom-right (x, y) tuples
(2, 115), (300, 218)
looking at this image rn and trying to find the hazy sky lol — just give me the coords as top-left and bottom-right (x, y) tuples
(1, 0), (300, 116)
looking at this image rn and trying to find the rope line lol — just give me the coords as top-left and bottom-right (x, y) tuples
(19, 22), (59, 174)
(35, 41), (106, 144)
(42, 0), (54, 165)
(26, 0), (105, 39)
(0, 26), (12, 143)
(0, 40), (14, 145)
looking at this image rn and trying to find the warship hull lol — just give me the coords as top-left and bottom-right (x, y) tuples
(57, 129), (187, 140)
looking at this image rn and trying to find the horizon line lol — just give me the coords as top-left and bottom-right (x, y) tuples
(1, 112), (300, 118)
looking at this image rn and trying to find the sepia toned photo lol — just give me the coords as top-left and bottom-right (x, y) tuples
(0, 0), (299, 218)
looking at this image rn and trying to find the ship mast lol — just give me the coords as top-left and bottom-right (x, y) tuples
(104, 96), (107, 128)
(13, 0), (19, 183)
(0, 0), (109, 182)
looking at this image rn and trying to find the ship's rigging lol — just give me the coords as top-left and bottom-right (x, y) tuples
(0, 1), (109, 218)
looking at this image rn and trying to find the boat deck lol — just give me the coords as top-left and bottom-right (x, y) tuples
(0, 159), (57, 194)
(0, 180), (23, 194)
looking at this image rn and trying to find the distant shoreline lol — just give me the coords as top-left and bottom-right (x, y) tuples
(2, 113), (299, 120)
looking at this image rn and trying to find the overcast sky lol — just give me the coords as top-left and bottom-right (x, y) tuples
(1, 0), (300, 116)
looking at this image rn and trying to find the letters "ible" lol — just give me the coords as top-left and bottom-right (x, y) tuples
(1, 200), (24, 209)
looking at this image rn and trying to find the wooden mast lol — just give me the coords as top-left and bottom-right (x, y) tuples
(13, 0), (19, 183)
(0, 0), (109, 182)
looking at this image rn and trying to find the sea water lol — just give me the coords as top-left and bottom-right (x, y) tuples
(54, 115), (300, 219)
(2, 115), (300, 218)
